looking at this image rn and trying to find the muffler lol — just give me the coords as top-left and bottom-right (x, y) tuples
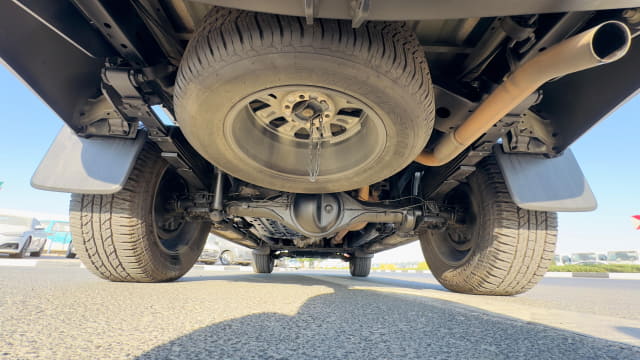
(416, 21), (632, 166)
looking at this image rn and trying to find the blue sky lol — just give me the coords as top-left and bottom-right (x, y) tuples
(0, 64), (638, 257)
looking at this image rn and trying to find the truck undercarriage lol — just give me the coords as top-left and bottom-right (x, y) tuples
(2, 0), (639, 294)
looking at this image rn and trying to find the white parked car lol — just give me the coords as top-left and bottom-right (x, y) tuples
(213, 236), (253, 266)
(0, 214), (48, 258)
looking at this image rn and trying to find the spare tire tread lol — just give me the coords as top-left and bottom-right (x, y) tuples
(175, 8), (434, 142)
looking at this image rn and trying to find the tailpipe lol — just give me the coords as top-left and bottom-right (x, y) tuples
(416, 21), (632, 167)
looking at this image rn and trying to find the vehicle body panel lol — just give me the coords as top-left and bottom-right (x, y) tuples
(201, 0), (640, 21)
(40, 220), (73, 253)
(0, 1), (106, 132)
(42, 220), (72, 245)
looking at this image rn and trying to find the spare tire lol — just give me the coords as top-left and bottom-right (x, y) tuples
(175, 8), (434, 193)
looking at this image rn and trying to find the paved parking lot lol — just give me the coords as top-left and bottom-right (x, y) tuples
(0, 257), (639, 359)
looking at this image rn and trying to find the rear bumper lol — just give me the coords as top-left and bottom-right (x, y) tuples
(0, 236), (23, 253)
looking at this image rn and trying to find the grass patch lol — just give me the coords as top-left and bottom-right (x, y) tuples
(548, 264), (640, 273)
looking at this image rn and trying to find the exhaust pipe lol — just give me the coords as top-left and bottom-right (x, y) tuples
(416, 21), (632, 167)
(210, 222), (263, 249)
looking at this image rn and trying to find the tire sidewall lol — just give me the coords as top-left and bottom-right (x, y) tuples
(420, 168), (496, 292)
(20, 237), (31, 258)
(134, 154), (210, 280)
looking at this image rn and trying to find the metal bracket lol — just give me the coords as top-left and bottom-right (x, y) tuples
(351, 0), (370, 28)
(100, 66), (213, 190)
(504, 111), (555, 154)
(76, 95), (138, 138)
(101, 67), (167, 137)
(303, 0), (315, 25)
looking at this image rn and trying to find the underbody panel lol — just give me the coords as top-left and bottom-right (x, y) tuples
(201, 0), (640, 21)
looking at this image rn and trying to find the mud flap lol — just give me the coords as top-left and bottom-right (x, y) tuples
(31, 125), (145, 194)
(495, 146), (597, 212)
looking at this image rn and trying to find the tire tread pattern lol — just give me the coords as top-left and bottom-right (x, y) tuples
(424, 156), (557, 295)
(174, 7), (434, 143)
(350, 256), (372, 277)
(69, 147), (201, 282)
(252, 253), (274, 274)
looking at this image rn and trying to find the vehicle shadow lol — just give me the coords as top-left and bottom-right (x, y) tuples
(179, 272), (447, 291)
(137, 274), (640, 359)
(617, 327), (640, 340)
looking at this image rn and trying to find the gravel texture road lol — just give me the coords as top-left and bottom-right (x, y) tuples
(0, 258), (639, 359)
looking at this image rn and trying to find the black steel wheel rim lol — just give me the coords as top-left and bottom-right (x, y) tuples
(431, 185), (478, 266)
(152, 168), (190, 253)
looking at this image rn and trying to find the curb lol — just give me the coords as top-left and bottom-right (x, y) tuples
(371, 270), (640, 280)
(2, 260), (640, 280)
(0, 259), (38, 267)
(372, 269), (431, 274)
(193, 264), (302, 272)
(545, 271), (640, 280)
(193, 265), (253, 272)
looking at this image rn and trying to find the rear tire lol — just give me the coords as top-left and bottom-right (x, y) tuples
(69, 145), (210, 282)
(349, 256), (372, 277)
(420, 156), (557, 295)
(10, 237), (30, 258)
(252, 252), (274, 274)
(30, 243), (45, 257)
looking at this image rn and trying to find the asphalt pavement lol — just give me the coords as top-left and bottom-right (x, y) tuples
(0, 257), (639, 359)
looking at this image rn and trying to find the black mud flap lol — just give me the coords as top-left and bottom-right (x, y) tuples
(31, 125), (145, 194)
(495, 146), (597, 212)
